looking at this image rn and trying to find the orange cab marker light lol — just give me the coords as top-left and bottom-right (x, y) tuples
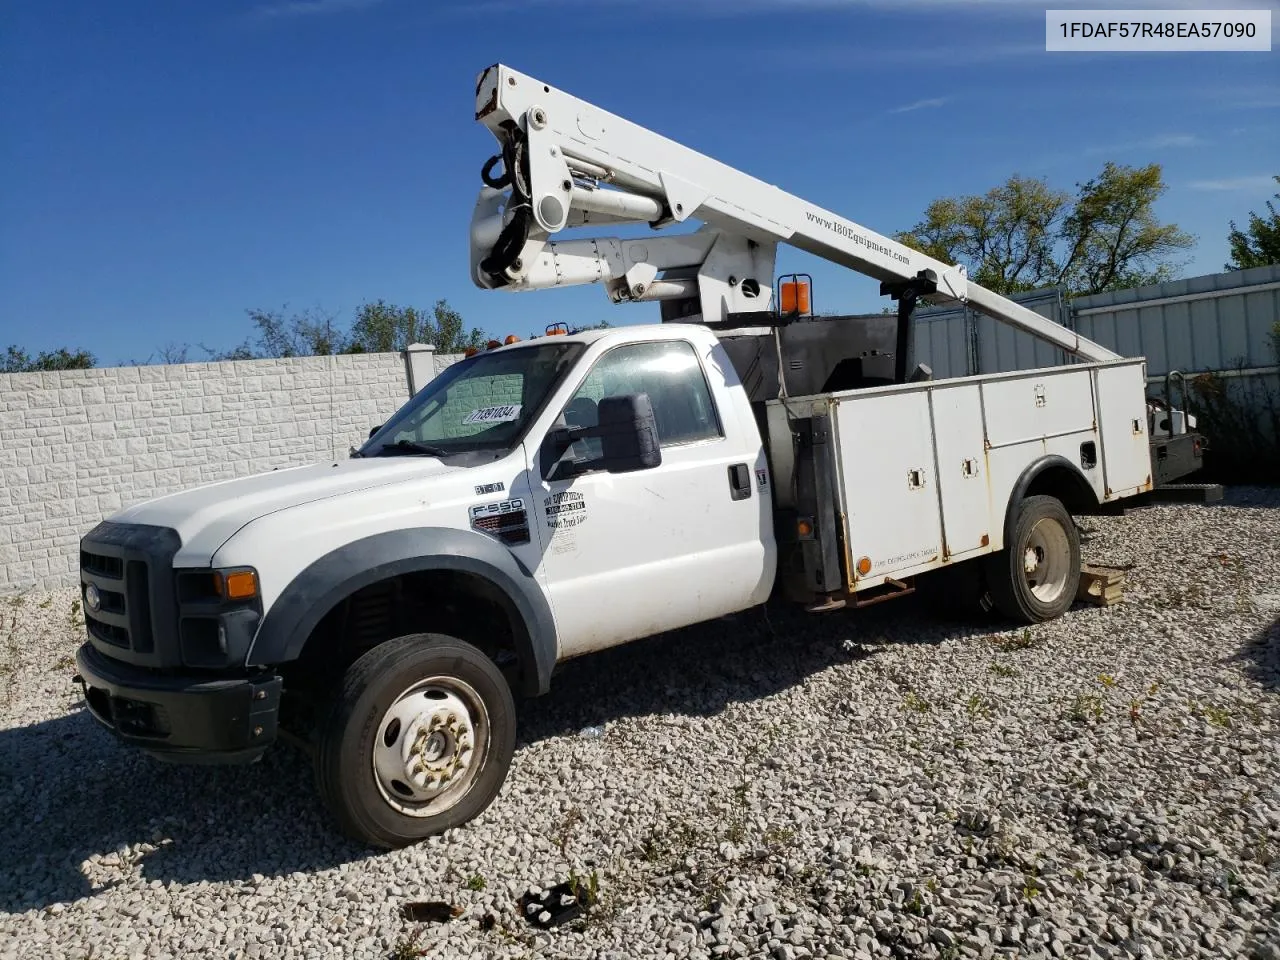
(856, 557), (873, 576)
(504, 334), (520, 344)
(224, 570), (258, 600)
(464, 347), (479, 358)
(487, 339), (501, 350)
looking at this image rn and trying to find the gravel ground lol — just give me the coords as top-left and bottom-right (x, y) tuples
(2, 488), (1278, 960)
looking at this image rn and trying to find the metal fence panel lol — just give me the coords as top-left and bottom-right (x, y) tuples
(1071, 264), (1280, 376)
(879, 267), (1278, 389)
(915, 308), (969, 379)
(912, 288), (1071, 377)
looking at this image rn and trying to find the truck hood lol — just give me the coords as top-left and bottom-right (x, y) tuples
(107, 457), (460, 566)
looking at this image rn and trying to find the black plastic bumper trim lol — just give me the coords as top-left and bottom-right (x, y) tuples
(75, 643), (282, 763)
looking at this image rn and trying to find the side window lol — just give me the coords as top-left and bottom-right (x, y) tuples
(550, 340), (722, 474)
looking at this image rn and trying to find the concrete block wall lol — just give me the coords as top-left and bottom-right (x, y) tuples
(0, 350), (462, 592)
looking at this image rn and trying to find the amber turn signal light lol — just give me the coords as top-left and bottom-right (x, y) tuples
(213, 568), (259, 600)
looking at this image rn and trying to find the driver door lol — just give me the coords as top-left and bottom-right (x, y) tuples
(529, 337), (770, 659)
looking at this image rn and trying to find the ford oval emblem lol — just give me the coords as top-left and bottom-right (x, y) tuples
(85, 583), (101, 613)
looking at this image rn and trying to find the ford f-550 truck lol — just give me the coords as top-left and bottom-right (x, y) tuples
(73, 64), (1204, 848)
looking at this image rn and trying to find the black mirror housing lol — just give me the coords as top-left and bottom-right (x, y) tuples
(368, 424), (382, 439)
(596, 393), (661, 472)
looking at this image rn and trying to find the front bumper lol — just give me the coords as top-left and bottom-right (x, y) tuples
(75, 642), (283, 763)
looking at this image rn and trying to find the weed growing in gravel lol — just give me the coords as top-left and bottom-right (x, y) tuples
(1192, 702), (1233, 728)
(1098, 673), (1116, 688)
(38, 596), (52, 608)
(992, 629), (1039, 651)
(966, 695), (992, 720)
(762, 825), (795, 846)
(902, 691), (932, 713)
(555, 806), (584, 853)
(389, 926), (429, 960)
(567, 867), (601, 906)
(990, 663), (1019, 678)
(1022, 872), (1042, 900)
(1129, 698), (1144, 724)
(69, 599), (83, 630)
(717, 781), (751, 844)
(1068, 694), (1105, 723)
(640, 819), (702, 866)
(904, 888), (927, 916)
(464, 874), (486, 892)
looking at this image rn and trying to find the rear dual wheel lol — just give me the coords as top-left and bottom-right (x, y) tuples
(313, 633), (516, 849)
(985, 495), (1080, 624)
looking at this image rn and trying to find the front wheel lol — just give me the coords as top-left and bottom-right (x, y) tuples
(984, 495), (1080, 624)
(313, 633), (516, 849)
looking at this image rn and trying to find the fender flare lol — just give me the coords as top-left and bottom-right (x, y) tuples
(1002, 454), (1099, 548)
(245, 527), (558, 697)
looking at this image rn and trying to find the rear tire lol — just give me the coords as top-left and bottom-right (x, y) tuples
(314, 633), (516, 849)
(984, 495), (1080, 624)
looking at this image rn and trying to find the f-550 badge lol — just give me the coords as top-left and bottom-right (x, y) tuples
(469, 498), (524, 520)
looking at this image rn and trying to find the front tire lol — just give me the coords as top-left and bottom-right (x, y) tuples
(314, 633), (516, 849)
(984, 495), (1080, 624)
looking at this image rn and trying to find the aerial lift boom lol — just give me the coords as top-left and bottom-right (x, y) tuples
(467, 63), (1121, 367)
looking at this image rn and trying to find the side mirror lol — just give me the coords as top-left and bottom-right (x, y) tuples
(542, 393), (661, 479)
(595, 393), (661, 473)
(368, 424), (382, 439)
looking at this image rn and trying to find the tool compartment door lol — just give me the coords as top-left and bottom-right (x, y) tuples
(831, 391), (943, 585)
(929, 383), (993, 559)
(1095, 361), (1154, 498)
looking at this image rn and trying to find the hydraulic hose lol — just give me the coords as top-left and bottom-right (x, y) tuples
(478, 135), (533, 285)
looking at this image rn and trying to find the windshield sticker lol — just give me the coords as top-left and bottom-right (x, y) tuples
(463, 403), (522, 425)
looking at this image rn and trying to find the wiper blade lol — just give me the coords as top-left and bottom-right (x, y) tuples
(373, 439), (449, 457)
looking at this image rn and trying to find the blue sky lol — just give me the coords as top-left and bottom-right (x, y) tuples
(2, 0), (1277, 366)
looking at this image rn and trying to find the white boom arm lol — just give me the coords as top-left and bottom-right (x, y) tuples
(468, 63), (1120, 364)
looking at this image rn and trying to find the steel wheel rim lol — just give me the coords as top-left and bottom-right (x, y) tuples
(1022, 517), (1071, 603)
(371, 676), (490, 818)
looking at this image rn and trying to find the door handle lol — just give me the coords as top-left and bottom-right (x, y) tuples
(728, 463), (752, 501)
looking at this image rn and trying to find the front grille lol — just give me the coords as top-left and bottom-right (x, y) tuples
(87, 618), (130, 648)
(79, 522), (181, 667)
(95, 586), (126, 615)
(82, 551), (123, 579)
(126, 560), (154, 653)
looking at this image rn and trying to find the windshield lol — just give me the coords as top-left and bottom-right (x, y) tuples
(359, 341), (585, 458)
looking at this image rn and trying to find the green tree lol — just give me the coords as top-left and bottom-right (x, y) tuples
(347, 298), (485, 354)
(897, 162), (1195, 296)
(1225, 176), (1280, 270)
(2, 345), (96, 372)
(187, 305), (347, 361)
